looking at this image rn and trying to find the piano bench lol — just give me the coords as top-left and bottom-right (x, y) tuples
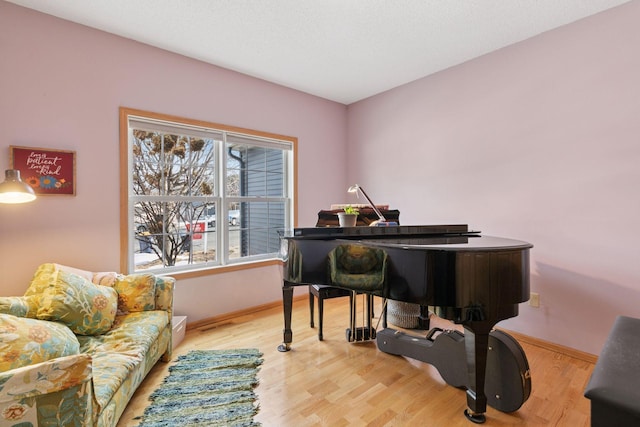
(584, 315), (640, 427)
(309, 285), (352, 341)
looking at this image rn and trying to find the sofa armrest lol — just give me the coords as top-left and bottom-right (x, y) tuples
(154, 276), (175, 317)
(153, 276), (175, 362)
(0, 354), (96, 426)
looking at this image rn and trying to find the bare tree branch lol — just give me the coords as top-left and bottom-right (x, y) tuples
(132, 130), (215, 266)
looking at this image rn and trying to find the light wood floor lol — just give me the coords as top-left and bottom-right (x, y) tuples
(118, 297), (595, 427)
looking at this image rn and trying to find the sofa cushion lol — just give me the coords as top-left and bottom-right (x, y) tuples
(0, 296), (37, 318)
(36, 270), (118, 336)
(26, 263), (94, 295)
(113, 273), (156, 313)
(90, 352), (142, 412)
(92, 271), (119, 287)
(92, 272), (157, 314)
(77, 310), (169, 410)
(25, 263), (94, 312)
(0, 313), (80, 371)
(77, 311), (169, 358)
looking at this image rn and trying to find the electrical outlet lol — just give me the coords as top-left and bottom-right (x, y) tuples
(529, 292), (540, 308)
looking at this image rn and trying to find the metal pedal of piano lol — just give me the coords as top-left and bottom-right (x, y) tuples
(346, 291), (377, 343)
(346, 326), (377, 342)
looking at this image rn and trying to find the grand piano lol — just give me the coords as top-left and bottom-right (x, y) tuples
(278, 224), (533, 423)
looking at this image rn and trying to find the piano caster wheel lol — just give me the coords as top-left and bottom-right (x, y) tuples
(464, 409), (486, 424)
(277, 343), (291, 352)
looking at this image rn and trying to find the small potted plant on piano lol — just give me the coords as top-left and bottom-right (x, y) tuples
(338, 205), (359, 227)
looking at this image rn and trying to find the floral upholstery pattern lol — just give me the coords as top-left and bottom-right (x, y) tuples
(112, 273), (156, 313)
(154, 276), (173, 314)
(76, 311), (169, 412)
(36, 270), (118, 336)
(0, 314), (80, 371)
(0, 354), (94, 427)
(0, 297), (35, 318)
(25, 264), (93, 307)
(0, 264), (175, 427)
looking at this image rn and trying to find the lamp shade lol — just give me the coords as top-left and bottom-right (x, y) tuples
(0, 169), (36, 204)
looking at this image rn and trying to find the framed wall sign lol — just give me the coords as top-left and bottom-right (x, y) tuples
(10, 145), (76, 196)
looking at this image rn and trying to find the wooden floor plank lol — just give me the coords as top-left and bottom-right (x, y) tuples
(118, 297), (594, 426)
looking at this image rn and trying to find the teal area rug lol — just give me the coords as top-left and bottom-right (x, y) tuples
(136, 349), (263, 427)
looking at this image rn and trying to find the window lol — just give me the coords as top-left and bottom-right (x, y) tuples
(120, 108), (296, 275)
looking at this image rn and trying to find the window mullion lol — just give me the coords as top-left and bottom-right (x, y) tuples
(219, 135), (227, 264)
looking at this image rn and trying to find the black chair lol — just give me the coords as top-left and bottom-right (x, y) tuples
(309, 284), (353, 341)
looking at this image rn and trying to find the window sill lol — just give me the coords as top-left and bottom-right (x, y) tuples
(167, 258), (284, 280)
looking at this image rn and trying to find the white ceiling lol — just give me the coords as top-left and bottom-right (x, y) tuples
(7, 0), (631, 104)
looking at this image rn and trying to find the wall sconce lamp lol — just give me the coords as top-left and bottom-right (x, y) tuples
(347, 184), (386, 223)
(0, 169), (36, 204)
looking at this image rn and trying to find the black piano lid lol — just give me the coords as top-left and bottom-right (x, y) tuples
(283, 224), (532, 252)
(289, 224), (475, 239)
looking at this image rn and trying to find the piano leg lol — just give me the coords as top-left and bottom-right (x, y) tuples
(418, 305), (431, 329)
(277, 281), (294, 352)
(463, 324), (492, 424)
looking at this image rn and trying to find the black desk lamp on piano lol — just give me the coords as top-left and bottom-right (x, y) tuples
(347, 184), (396, 226)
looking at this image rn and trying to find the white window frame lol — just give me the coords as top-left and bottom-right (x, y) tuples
(119, 107), (296, 275)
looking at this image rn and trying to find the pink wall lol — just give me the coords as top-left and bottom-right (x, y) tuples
(2, 1), (638, 355)
(347, 1), (640, 354)
(0, 2), (347, 322)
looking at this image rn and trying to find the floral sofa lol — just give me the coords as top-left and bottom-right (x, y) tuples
(0, 263), (175, 427)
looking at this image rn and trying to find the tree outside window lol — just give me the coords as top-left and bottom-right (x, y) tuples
(121, 108), (295, 274)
